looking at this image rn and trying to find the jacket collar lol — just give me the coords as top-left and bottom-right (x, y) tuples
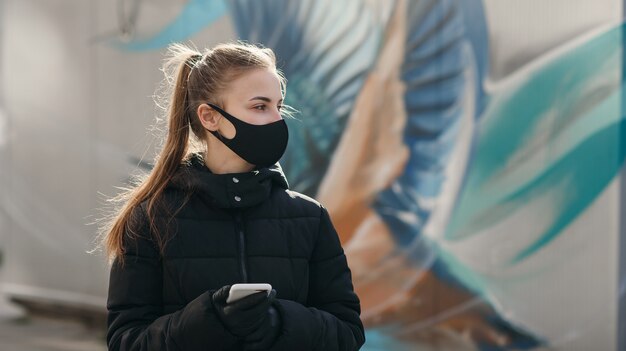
(169, 153), (289, 209)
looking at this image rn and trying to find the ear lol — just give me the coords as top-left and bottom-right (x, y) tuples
(196, 103), (221, 131)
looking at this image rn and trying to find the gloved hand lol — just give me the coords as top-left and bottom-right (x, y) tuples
(242, 290), (282, 350)
(211, 285), (272, 338)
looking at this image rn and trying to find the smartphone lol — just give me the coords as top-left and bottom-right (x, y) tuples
(226, 283), (272, 304)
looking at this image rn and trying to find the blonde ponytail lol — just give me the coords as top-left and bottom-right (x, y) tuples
(100, 46), (198, 263)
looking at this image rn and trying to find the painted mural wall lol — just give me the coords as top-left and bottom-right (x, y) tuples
(0, 0), (624, 350)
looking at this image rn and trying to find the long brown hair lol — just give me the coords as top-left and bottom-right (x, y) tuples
(98, 41), (287, 264)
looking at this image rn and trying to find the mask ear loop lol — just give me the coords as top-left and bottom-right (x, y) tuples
(205, 103), (235, 141)
(209, 103), (286, 128)
(207, 103), (235, 123)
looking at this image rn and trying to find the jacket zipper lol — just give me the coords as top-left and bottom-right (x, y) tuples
(234, 211), (248, 283)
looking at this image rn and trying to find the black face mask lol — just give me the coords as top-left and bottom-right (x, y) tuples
(207, 103), (289, 168)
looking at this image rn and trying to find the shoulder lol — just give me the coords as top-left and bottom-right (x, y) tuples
(137, 188), (189, 218)
(284, 189), (320, 207)
(265, 188), (325, 219)
(128, 189), (187, 235)
(278, 188), (322, 209)
(120, 201), (160, 257)
(127, 201), (148, 233)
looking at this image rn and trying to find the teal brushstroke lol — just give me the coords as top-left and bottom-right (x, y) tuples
(445, 23), (626, 265)
(477, 25), (622, 189)
(435, 245), (491, 297)
(511, 119), (626, 262)
(113, 0), (228, 51)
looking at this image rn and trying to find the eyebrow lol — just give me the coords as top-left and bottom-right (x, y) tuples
(249, 96), (283, 103)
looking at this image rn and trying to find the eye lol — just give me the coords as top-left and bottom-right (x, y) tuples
(277, 105), (283, 111)
(254, 105), (266, 111)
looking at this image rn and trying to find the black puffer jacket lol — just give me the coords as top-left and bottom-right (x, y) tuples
(106, 153), (365, 350)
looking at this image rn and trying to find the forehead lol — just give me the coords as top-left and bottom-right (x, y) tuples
(226, 68), (283, 100)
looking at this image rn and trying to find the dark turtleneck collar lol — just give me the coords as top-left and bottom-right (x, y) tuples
(168, 153), (289, 209)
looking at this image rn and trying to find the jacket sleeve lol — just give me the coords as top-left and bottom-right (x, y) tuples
(106, 205), (237, 351)
(271, 206), (366, 351)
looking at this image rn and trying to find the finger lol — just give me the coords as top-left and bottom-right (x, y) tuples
(230, 291), (268, 310)
(212, 285), (231, 304)
(224, 298), (269, 320)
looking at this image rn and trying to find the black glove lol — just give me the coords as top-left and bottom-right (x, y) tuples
(243, 290), (282, 350)
(211, 285), (271, 338)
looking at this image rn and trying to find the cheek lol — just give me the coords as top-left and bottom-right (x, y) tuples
(238, 111), (263, 125)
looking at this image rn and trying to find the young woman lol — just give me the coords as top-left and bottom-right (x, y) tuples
(102, 42), (365, 351)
